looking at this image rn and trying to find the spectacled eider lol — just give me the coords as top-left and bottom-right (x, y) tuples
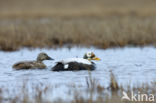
(52, 52), (100, 71)
(12, 52), (53, 70)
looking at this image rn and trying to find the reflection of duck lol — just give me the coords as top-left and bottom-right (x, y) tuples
(13, 53), (53, 70)
(52, 52), (100, 71)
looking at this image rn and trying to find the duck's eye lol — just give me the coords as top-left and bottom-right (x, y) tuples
(43, 54), (47, 56)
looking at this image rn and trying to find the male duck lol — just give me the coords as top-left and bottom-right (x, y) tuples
(13, 52), (53, 70)
(52, 52), (100, 71)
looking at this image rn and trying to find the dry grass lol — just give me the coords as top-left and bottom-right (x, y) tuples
(0, 72), (155, 103)
(1, 0), (156, 18)
(0, 0), (156, 51)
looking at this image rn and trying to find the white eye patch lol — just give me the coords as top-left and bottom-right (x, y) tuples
(86, 52), (92, 58)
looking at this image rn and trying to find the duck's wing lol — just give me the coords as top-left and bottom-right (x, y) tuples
(12, 61), (36, 70)
(52, 61), (95, 71)
(52, 58), (94, 71)
(67, 62), (95, 71)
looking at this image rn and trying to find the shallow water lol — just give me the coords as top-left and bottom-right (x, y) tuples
(0, 46), (156, 100)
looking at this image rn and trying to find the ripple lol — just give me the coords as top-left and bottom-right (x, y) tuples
(0, 47), (156, 98)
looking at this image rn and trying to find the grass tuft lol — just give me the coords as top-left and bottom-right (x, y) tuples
(0, 72), (155, 103)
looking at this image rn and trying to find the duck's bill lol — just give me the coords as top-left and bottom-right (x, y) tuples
(92, 57), (101, 61)
(47, 57), (54, 60)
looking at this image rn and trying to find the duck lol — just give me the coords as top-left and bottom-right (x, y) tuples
(52, 52), (100, 71)
(12, 52), (53, 70)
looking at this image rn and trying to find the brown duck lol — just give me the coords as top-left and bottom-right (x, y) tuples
(12, 52), (53, 70)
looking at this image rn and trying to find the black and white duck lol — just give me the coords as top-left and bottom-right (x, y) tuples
(52, 52), (100, 71)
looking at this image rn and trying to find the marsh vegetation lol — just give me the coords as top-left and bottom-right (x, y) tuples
(0, 72), (155, 103)
(0, 0), (156, 51)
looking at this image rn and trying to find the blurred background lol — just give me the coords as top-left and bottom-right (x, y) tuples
(0, 0), (156, 51)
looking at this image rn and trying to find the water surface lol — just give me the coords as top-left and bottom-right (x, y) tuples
(0, 46), (156, 99)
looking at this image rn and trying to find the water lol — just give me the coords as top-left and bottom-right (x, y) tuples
(0, 46), (156, 100)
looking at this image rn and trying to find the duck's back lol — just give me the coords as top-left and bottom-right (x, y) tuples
(12, 61), (46, 70)
(52, 58), (95, 71)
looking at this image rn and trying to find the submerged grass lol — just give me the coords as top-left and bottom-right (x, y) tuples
(0, 72), (155, 103)
(0, 0), (156, 51)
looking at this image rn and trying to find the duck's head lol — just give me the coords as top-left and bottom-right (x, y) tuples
(37, 52), (54, 62)
(83, 52), (100, 61)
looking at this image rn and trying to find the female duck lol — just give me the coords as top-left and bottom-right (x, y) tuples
(52, 52), (100, 71)
(13, 52), (53, 70)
